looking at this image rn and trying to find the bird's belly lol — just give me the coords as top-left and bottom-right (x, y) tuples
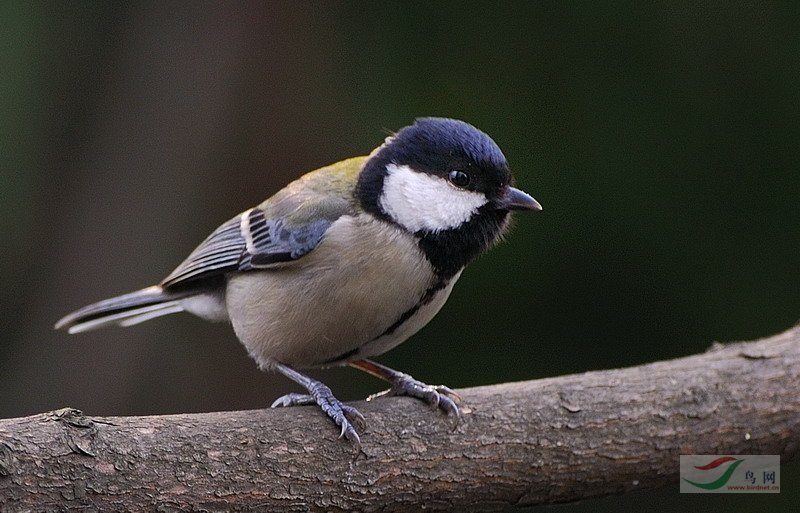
(356, 272), (460, 360)
(224, 216), (445, 369)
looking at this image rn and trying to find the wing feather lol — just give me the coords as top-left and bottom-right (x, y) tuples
(160, 157), (363, 289)
(159, 205), (349, 288)
(161, 216), (246, 287)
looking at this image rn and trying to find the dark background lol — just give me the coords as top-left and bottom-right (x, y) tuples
(2, 2), (798, 510)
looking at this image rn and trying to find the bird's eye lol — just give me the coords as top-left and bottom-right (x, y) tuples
(448, 170), (471, 188)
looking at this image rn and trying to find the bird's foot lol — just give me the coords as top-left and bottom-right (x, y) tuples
(270, 392), (315, 407)
(272, 385), (366, 446)
(367, 372), (462, 417)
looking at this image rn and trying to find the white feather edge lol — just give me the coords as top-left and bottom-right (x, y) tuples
(240, 208), (258, 254)
(67, 301), (184, 334)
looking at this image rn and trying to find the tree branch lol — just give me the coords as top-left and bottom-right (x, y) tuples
(1, 327), (799, 512)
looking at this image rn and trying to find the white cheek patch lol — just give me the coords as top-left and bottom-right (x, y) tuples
(379, 163), (489, 232)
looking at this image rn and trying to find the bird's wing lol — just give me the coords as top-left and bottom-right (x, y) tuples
(160, 156), (366, 289)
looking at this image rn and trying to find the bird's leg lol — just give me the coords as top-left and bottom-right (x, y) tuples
(270, 363), (366, 445)
(348, 359), (461, 416)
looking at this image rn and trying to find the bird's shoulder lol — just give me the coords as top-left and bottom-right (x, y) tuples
(160, 156), (368, 288)
(259, 156), (368, 226)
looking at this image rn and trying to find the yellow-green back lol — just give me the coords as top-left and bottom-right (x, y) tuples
(258, 156), (368, 227)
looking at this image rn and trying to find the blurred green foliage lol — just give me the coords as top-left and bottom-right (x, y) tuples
(1, 2), (797, 511)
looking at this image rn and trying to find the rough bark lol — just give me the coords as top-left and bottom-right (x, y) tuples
(1, 327), (798, 512)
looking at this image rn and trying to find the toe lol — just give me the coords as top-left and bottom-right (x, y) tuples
(435, 385), (463, 405)
(310, 386), (365, 446)
(341, 404), (367, 430)
(437, 393), (460, 417)
(340, 421), (361, 447)
(334, 413), (362, 446)
(271, 392), (315, 408)
(380, 377), (463, 416)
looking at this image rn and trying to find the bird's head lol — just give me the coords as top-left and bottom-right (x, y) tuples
(356, 117), (541, 275)
(357, 117), (540, 232)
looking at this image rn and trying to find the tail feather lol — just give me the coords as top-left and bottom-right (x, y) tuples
(117, 304), (184, 328)
(55, 286), (190, 334)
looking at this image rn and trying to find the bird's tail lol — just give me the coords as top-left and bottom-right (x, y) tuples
(55, 285), (192, 334)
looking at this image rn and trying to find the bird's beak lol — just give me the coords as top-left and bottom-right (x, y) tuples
(497, 187), (542, 211)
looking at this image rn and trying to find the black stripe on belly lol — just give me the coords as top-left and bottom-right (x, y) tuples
(319, 347), (359, 366)
(316, 277), (452, 366)
(379, 278), (449, 337)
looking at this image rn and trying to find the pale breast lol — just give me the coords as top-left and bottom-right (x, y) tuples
(224, 215), (446, 369)
(356, 270), (461, 360)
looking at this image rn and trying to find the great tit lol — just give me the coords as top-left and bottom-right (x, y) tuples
(56, 117), (542, 445)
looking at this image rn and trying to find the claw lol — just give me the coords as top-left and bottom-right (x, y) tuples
(315, 390), (364, 445)
(437, 386), (463, 404)
(372, 373), (462, 417)
(437, 392), (460, 417)
(365, 389), (391, 402)
(335, 415), (362, 447)
(341, 404), (367, 430)
(270, 363), (367, 447)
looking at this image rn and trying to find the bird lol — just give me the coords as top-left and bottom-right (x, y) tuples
(55, 117), (542, 445)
